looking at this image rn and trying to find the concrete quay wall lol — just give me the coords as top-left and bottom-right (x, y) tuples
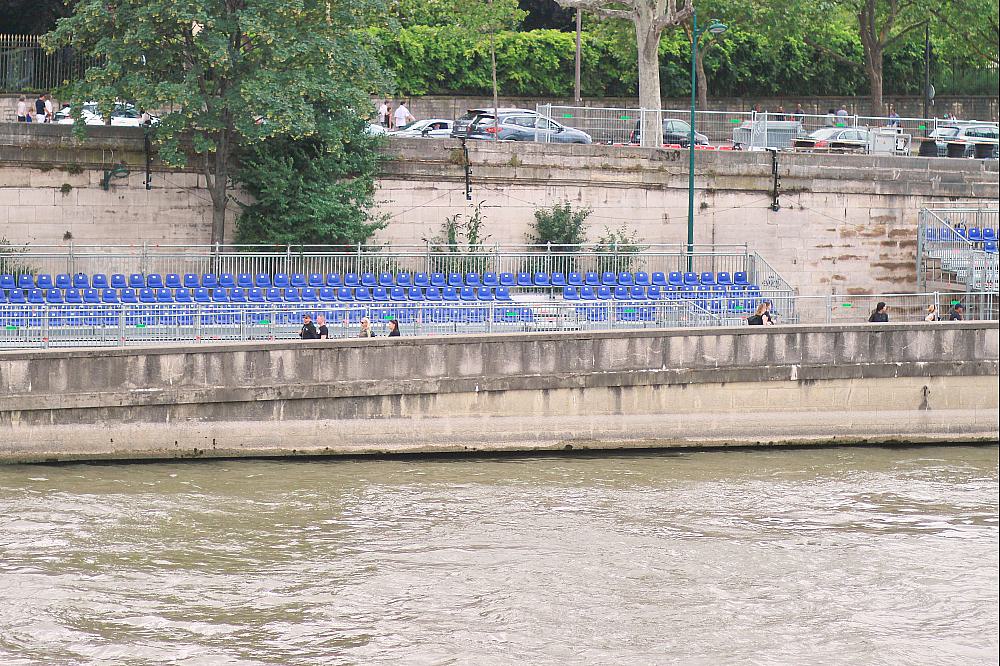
(1, 323), (996, 463)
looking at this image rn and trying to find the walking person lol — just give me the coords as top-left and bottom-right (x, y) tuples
(377, 100), (390, 128)
(924, 304), (938, 322)
(868, 302), (889, 322)
(315, 314), (329, 339)
(387, 319), (401, 337)
(16, 95), (28, 122)
(393, 100), (414, 130)
(34, 95), (47, 123)
(949, 303), (965, 321)
(300, 313), (318, 339)
(43, 94), (54, 122)
(358, 316), (375, 338)
(747, 301), (774, 326)
(791, 103), (805, 122)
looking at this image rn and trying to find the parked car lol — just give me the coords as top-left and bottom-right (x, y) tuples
(365, 123), (388, 136)
(451, 108), (592, 144)
(918, 122), (999, 158)
(53, 102), (158, 127)
(629, 118), (708, 146)
(793, 127), (870, 152)
(390, 118), (454, 138)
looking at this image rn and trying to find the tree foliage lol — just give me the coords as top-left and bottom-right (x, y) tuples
(527, 201), (591, 248)
(44, 0), (386, 246)
(234, 112), (386, 248)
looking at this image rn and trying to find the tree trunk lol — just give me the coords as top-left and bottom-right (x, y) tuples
(695, 43), (708, 110)
(858, 0), (884, 116)
(634, 6), (663, 148)
(862, 43), (884, 116)
(207, 130), (230, 249)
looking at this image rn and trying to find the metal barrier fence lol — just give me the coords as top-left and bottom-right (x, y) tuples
(786, 291), (997, 324)
(917, 205), (999, 292)
(0, 300), (724, 349)
(536, 104), (998, 155)
(0, 34), (95, 95)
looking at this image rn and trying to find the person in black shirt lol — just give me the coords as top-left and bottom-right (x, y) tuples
(868, 302), (889, 322)
(299, 313), (318, 339)
(315, 314), (329, 339)
(949, 304), (965, 321)
(387, 319), (401, 337)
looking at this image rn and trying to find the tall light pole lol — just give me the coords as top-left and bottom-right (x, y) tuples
(687, 13), (727, 271)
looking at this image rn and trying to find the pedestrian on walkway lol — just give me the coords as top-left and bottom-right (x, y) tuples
(44, 94), (53, 122)
(358, 316), (375, 338)
(34, 95), (46, 123)
(924, 304), (938, 321)
(15, 95), (28, 122)
(792, 103), (805, 122)
(868, 302), (889, 322)
(300, 313), (318, 339)
(949, 304), (965, 321)
(316, 314), (329, 339)
(393, 101), (414, 130)
(747, 301), (774, 326)
(387, 319), (401, 337)
(377, 100), (390, 127)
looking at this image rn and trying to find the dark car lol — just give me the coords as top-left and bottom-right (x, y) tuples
(918, 123), (999, 158)
(793, 127), (870, 152)
(451, 108), (592, 144)
(629, 118), (708, 146)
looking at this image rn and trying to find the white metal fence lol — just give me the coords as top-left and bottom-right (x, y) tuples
(917, 205), (999, 292)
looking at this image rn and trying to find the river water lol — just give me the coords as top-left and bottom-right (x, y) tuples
(0, 446), (996, 665)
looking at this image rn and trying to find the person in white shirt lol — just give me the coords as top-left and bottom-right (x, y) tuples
(377, 100), (389, 127)
(43, 94), (54, 122)
(16, 96), (28, 122)
(393, 102), (414, 129)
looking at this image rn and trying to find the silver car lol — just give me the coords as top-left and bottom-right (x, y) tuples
(391, 118), (454, 138)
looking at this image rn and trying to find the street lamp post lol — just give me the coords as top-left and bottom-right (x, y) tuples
(687, 12), (727, 271)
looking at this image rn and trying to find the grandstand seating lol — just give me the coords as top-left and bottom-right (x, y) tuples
(0, 270), (764, 329)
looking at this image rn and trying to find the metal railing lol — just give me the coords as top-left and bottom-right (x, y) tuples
(917, 205), (999, 292)
(787, 291), (997, 324)
(535, 104), (997, 156)
(0, 34), (95, 95)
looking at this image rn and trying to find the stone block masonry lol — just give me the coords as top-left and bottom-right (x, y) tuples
(0, 323), (996, 463)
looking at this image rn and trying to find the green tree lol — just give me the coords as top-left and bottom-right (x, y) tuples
(44, 0), (386, 247)
(527, 201), (591, 248)
(234, 111), (386, 248)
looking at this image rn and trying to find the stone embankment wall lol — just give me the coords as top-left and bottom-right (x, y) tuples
(1, 323), (996, 463)
(2, 124), (998, 295)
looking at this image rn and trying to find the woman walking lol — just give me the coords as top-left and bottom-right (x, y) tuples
(868, 302), (889, 322)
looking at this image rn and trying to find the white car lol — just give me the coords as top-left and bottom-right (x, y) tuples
(390, 118), (454, 138)
(53, 102), (158, 127)
(365, 123), (388, 136)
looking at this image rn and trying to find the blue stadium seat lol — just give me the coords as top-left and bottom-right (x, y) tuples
(390, 287), (407, 302)
(355, 287), (373, 302)
(663, 286), (679, 300)
(73, 273), (89, 289)
(55, 274), (72, 289)
(36, 274), (54, 289)
(985, 241), (998, 254)
(193, 288), (211, 303)
(448, 272), (464, 287)
(236, 273), (253, 288)
(460, 286), (477, 301)
(378, 272), (394, 287)
(647, 285), (662, 299)
(343, 272), (360, 287)
(533, 272), (550, 286)
(683, 272), (698, 286)
(580, 286), (597, 300)
(120, 288), (138, 304)
(617, 272), (634, 287)
(211, 288), (230, 303)
(137, 288), (155, 304)
(27, 288), (44, 304)
(584, 271), (600, 286)
(716, 271), (732, 286)
(413, 272), (430, 287)
(219, 273), (237, 288)
(181, 273), (198, 288)
(563, 286), (580, 300)
(499, 272), (516, 287)
(443, 287), (460, 302)
(465, 273), (482, 287)
(0, 275), (15, 289)
(99, 288), (119, 304)
(397, 273), (413, 287)
(634, 271), (650, 286)
(300, 288), (318, 303)
(517, 272), (533, 286)
(407, 287), (425, 301)
(700, 272), (715, 285)
(91, 274), (110, 289)
(250, 273), (269, 288)
(146, 274), (164, 289)
(629, 286), (646, 300)
(924, 228), (938, 241)
(601, 271), (617, 285)
(17, 274), (34, 289)
(371, 287), (389, 302)
(7, 288), (27, 304)
(550, 272), (567, 287)
(597, 286), (613, 300)
(613, 286), (630, 300)
(45, 288), (64, 304)
(424, 287), (442, 302)
(283, 288), (301, 303)
(476, 287), (495, 301)
(567, 271), (584, 286)
(272, 273), (289, 288)
(319, 287), (337, 302)
(495, 287), (513, 302)
(246, 288), (265, 303)
(336, 287), (354, 301)
(968, 228), (983, 243)
(322, 273), (341, 287)
(984, 228), (998, 242)
(482, 272), (499, 287)
(430, 272), (447, 287)
(83, 288), (100, 304)
(156, 288), (174, 303)
(125, 273), (143, 289)
(265, 287), (283, 303)
(160, 273), (179, 289)
(939, 228), (954, 242)
(667, 271), (683, 287)
(733, 271), (749, 285)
